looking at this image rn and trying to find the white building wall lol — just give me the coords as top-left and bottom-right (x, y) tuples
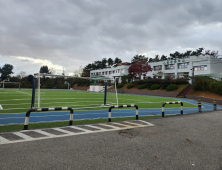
(90, 65), (130, 83)
(90, 56), (222, 83)
(146, 55), (222, 81)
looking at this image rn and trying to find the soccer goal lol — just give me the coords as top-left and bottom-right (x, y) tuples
(31, 73), (119, 110)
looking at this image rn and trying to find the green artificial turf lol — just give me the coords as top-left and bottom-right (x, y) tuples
(0, 89), (196, 114)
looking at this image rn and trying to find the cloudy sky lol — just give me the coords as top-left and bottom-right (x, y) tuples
(0, 0), (222, 76)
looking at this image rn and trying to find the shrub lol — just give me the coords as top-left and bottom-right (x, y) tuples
(127, 84), (134, 89)
(146, 80), (153, 88)
(174, 78), (189, 85)
(166, 84), (178, 91)
(121, 80), (127, 85)
(133, 80), (146, 86)
(150, 84), (160, 90)
(160, 80), (171, 89)
(117, 84), (123, 89)
(138, 84), (147, 89)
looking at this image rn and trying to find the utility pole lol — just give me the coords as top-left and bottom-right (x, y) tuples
(190, 66), (195, 85)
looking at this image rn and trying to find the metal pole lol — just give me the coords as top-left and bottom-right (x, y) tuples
(213, 98), (217, 110)
(38, 73), (40, 108)
(198, 99), (201, 112)
(104, 81), (107, 105)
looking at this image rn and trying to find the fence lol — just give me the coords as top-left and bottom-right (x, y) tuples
(24, 107), (73, 130)
(162, 102), (183, 117)
(108, 105), (138, 122)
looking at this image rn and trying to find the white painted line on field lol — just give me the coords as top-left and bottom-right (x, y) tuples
(16, 91), (31, 96)
(0, 105), (3, 110)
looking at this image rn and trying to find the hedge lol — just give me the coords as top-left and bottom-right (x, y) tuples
(127, 84), (134, 89)
(193, 76), (222, 95)
(166, 84), (178, 91)
(150, 84), (160, 90)
(138, 84), (147, 89)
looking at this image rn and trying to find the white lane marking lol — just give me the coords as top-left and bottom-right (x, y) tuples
(98, 123), (120, 129)
(52, 128), (75, 134)
(136, 120), (155, 126)
(13, 132), (33, 140)
(34, 130), (56, 137)
(0, 105), (3, 110)
(124, 121), (143, 126)
(84, 125), (107, 131)
(0, 136), (9, 144)
(68, 126), (92, 132)
(0, 121), (154, 145)
(111, 122), (130, 127)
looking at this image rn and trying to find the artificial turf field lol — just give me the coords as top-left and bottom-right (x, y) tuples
(0, 89), (196, 114)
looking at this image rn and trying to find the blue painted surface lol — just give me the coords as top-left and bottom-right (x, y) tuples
(0, 98), (221, 125)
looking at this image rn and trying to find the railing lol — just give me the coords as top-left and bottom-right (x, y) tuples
(24, 107), (73, 130)
(108, 105), (138, 122)
(162, 102), (183, 117)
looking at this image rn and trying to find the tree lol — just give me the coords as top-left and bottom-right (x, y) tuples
(28, 75), (34, 82)
(40, 65), (50, 73)
(128, 60), (152, 80)
(17, 71), (26, 79)
(107, 58), (114, 67)
(202, 50), (219, 58)
(131, 54), (148, 64)
(0, 64), (14, 80)
(113, 57), (122, 67)
(160, 55), (167, 61)
(154, 55), (160, 62)
(101, 58), (107, 68)
(148, 58), (154, 62)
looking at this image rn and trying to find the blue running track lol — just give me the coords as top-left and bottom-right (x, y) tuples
(0, 98), (221, 125)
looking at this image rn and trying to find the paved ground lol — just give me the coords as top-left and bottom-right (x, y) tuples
(0, 110), (222, 169)
(1, 98), (221, 125)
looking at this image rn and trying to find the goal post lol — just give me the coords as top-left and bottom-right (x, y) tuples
(31, 73), (119, 109)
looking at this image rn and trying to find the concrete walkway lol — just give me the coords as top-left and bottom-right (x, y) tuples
(0, 110), (221, 169)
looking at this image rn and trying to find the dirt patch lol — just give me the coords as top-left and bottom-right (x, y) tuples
(188, 89), (222, 100)
(72, 84), (89, 90)
(120, 83), (189, 93)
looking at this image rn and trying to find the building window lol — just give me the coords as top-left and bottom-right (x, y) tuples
(113, 70), (115, 74)
(165, 64), (175, 70)
(194, 65), (207, 71)
(109, 71), (112, 74)
(154, 65), (162, 71)
(102, 72), (104, 75)
(178, 62), (189, 69)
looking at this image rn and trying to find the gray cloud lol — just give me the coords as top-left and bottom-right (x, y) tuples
(0, 0), (222, 75)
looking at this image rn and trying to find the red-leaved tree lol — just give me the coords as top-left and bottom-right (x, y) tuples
(128, 60), (152, 80)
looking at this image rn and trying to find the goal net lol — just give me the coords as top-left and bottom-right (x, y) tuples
(31, 73), (118, 110)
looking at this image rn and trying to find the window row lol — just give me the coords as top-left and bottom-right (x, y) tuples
(194, 65), (207, 71)
(153, 63), (191, 70)
(91, 69), (124, 76)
